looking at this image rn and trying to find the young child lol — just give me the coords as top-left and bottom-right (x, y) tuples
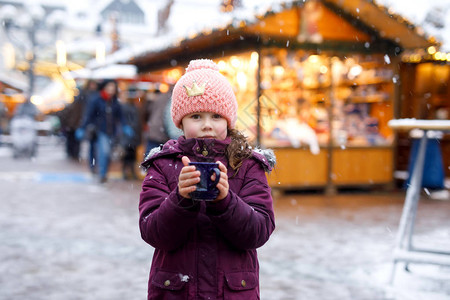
(139, 59), (276, 299)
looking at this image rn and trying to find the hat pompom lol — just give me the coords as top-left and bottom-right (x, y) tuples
(186, 59), (219, 73)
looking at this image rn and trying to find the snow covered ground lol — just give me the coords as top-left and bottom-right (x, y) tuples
(259, 195), (450, 299)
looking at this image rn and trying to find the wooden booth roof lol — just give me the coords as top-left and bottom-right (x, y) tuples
(130, 0), (436, 73)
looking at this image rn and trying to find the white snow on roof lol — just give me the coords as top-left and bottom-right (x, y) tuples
(376, 0), (450, 52)
(66, 64), (137, 80)
(84, 0), (450, 68)
(7, 0), (448, 68)
(85, 0), (294, 68)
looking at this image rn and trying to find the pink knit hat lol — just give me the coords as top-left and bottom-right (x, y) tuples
(171, 59), (238, 129)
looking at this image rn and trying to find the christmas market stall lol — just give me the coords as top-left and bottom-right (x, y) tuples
(129, 0), (436, 192)
(396, 49), (450, 183)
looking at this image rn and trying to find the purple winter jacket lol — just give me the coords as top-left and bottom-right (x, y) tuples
(139, 136), (276, 300)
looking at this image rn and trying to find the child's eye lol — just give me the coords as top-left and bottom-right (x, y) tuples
(212, 114), (222, 119)
(190, 114), (201, 119)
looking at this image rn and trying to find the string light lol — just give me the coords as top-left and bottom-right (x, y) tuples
(402, 46), (450, 63)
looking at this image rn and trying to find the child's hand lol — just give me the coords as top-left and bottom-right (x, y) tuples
(214, 161), (229, 202)
(178, 156), (200, 199)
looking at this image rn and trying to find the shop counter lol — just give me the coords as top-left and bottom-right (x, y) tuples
(331, 146), (393, 185)
(267, 146), (393, 190)
(267, 147), (328, 188)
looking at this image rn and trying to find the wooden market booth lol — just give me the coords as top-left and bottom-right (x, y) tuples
(396, 53), (450, 181)
(129, 0), (436, 192)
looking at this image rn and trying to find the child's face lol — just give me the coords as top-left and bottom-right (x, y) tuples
(181, 112), (228, 140)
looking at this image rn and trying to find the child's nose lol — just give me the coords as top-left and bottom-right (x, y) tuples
(202, 117), (212, 129)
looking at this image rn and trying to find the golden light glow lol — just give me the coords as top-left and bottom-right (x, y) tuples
(348, 64), (363, 79)
(166, 68), (182, 82)
(308, 55), (320, 64)
(30, 95), (43, 106)
(230, 56), (241, 68)
(3, 43), (15, 69)
(273, 66), (285, 78)
(218, 60), (227, 71)
(427, 46), (436, 55)
(250, 52), (259, 69)
(402, 47), (450, 63)
(56, 40), (66, 66)
(236, 71), (247, 90)
(159, 83), (169, 93)
(188, 31), (197, 39)
(304, 77), (314, 87)
(413, 54), (421, 62)
(96, 42), (105, 64)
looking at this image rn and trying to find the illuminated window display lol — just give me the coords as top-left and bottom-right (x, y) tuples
(194, 50), (395, 150)
(259, 49), (394, 149)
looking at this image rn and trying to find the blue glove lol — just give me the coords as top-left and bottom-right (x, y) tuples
(122, 125), (134, 137)
(75, 128), (85, 140)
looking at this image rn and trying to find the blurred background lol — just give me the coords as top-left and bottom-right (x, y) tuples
(0, 0), (449, 191)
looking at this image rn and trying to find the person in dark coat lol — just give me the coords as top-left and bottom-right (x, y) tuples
(77, 79), (133, 183)
(139, 59), (276, 299)
(143, 86), (172, 156)
(58, 80), (98, 160)
(120, 87), (142, 180)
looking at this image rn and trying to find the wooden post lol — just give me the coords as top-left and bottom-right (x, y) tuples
(256, 47), (262, 148)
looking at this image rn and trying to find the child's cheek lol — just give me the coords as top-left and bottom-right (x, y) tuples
(184, 126), (199, 139)
(216, 127), (228, 140)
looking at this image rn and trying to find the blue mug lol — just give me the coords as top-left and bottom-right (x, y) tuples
(188, 162), (220, 201)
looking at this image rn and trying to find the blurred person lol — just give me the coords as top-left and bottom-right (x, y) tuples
(143, 86), (174, 156)
(58, 80), (98, 160)
(139, 59), (276, 299)
(76, 79), (133, 183)
(82, 81), (100, 173)
(119, 87), (142, 180)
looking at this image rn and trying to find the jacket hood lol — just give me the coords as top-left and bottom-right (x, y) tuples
(252, 147), (276, 173)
